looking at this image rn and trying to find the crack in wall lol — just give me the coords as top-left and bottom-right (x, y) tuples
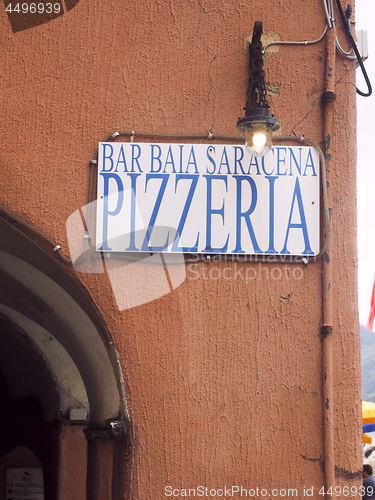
(291, 97), (318, 134)
(204, 55), (216, 117)
(292, 64), (356, 134)
(189, 0), (208, 53)
(190, 0), (242, 121)
(334, 64), (357, 90)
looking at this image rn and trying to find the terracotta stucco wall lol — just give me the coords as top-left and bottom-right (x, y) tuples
(0, 0), (361, 498)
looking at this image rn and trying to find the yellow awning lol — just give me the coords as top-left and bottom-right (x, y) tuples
(363, 401), (375, 424)
(363, 433), (373, 444)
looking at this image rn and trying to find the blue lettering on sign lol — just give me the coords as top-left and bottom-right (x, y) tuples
(99, 172), (124, 251)
(101, 144), (114, 172)
(261, 151), (274, 175)
(150, 145), (163, 173)
(206, 146), (216, 174)
(277, 147), (287, 176)
(203, 175), (229, 252)
(289, 148), (302, 176)
(178, 145), (184, 173)
(125, 173), (141, 252)
(265, 176), (278, 254)
(233, 146), (247, 175)
(131, 144), (143, 172)
(171, 175), (200, 252)
(218, 147), (231, 174)
(185, 146), (199, 174)
(303, 149), (317, 176)
(101, 143), (143, 173)
(248, 155), (261, 176)
(114, 145), (128, 172)
(232, 176), (261, 254)
(97, 144), (318, 256)
(281, 177), (314, 255)
(141, 174), (170, 251)
(163, 146), (177, 173)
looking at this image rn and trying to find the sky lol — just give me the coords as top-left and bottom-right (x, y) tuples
(356, 1), (375, 325)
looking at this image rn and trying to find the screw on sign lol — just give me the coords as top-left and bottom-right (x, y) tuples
(3, 0), (80, 33)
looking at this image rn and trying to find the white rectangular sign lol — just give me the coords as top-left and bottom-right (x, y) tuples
(6, 468), (44, 500)
(96, 143), (320, 256)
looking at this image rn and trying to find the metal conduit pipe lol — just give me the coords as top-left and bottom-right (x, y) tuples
(321, 24), (336, 499)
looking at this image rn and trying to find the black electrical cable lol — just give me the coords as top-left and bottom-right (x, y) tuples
(335, 0), (372, 97)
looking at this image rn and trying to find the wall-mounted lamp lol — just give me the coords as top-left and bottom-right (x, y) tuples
(237, 21), (280, 157)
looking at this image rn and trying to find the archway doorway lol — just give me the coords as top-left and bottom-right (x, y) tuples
(0, 213), (128, 500)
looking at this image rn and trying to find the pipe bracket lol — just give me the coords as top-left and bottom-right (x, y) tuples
(321, 324), (333, 338)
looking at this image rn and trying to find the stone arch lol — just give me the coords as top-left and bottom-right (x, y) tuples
(0, 213), (128, 499)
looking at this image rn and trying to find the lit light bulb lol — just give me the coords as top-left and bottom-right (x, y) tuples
(252, 132), (267, 148)
(244, 125), (272, 157)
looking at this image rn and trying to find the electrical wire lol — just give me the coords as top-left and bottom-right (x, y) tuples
(263, 0), (371, 96)
(336, 39), (355, 59)
(323, 0), (334, 28)
(263, 0), (349, 58)
(335, 0), (372, 96)
(262, 25), (328, 53)
(262, 0), (334, 53)
(334, 0), (356, 60)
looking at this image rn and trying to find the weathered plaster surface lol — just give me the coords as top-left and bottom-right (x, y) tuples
(0, 0), (361, 497)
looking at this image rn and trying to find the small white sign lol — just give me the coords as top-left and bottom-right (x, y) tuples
(6, 468), (44, 500)
(96, 143), (320, 256)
